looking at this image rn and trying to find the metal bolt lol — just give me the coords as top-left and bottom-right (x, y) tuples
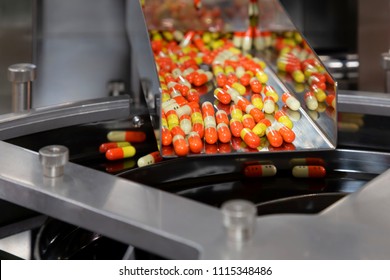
(39, 145), (69, 178)
(7, 63), (36, 112)
(221, 199), (257, 243)
(108, 81), (125, 96)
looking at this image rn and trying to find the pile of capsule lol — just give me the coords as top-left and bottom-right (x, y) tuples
(98, 130), (162, 168)
(153, 30), (306, 157)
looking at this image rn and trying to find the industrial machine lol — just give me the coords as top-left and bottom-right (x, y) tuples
(0, 0), (390, 260)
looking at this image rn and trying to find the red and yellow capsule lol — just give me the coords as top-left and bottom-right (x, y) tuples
(105, 145), (136, 161)
(242, 114), (256, 129)
(214, 87), (231, 104)
(99, 141), (131, 153)
(230, 104), (243, 120)
(251, 93), (263, 110)
(229, 118), (244, 137)
(252, 118), (271, 137)
(263, 85), (279, 102)
(137, 151), (163, 167)
(292, 165), (326, 178)
(274, 110), (294, 129)
(240, 127), (261, 149)
(107, 131), (146, 143)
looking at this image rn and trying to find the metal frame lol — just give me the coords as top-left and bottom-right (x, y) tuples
(1, 138), (390, 259)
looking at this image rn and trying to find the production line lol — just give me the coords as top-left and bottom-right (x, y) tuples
(0, 0), (390, 260)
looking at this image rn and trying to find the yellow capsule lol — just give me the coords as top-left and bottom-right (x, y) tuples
(255, 70), (268, 84)
(313, 87), (327, 102)
(162, 31), (174, 41)
(278, 116), (293, 129)
(224, 65), (235, 74)
(292, 70), (305, 83)
(252, 122), (268, 137)
(230, 105), (243, 120)
(232, 82), (246, 95)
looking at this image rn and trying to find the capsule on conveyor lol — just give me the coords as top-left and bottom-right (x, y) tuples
(105, 146), (136, 161)
(107, 131), (146, 143)
(137, 151), (163, 167)
(292, 165), (326, 178)
(243, 164), (277, 177)
(282, 92), (301, 111)
(99, 142), (131, 153)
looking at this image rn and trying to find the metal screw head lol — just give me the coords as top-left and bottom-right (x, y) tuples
(221, 199), (257, 242)
(8, 63), (37, 83)
(39, 145), (69, 178)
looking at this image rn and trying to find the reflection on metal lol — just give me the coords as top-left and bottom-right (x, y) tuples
(0, 95), (130, 140)
(338, 90), (390, 117)
(1, 140), (390, 259)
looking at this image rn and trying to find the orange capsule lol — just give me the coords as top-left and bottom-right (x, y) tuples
(137, 151), (163, 167)
(172, 134), (189, 157)
(230, 118), (244, 137)
(240, 72), (252, 86)
(240, 128), (261, 149)
(274, 122), (295, 143)
(243, 164), (277, 177)
(205, 143), (218, 154)
(214, 88), (231, 104)
(192, 71), (208, 86)
(234, 95), (251, 112)
(242, 114), (256, 129)
(170, 124), (186, 137)
(246, 105), (265, 123)
(201, 101), (215, 118)
(292, 165), (326, 178)
(216, 110), (229, 125)
(216, 73), (227, 87)
(249, 77), (262, 93)
(266, 127), (283, 148)
(105, 146), (136, 161)
(204, 124), (218, 144)
(218, 142), (232, 153)
(161, 127), (173, 146)
(188, 131), (203, 154)
(217, 123), (232, 143)
(99, 141), (131, 153)
(326, 94), (336, 108)
(187, 89), (200, 103)
(107, 131), (146, 143)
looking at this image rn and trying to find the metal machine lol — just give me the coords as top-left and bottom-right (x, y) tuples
(0, 0), (390, 260)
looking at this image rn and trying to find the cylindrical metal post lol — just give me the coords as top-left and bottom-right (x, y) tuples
(39, 145), (69, 178)
(7, 63), (36, 112)
(221, 199), (257, 243)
